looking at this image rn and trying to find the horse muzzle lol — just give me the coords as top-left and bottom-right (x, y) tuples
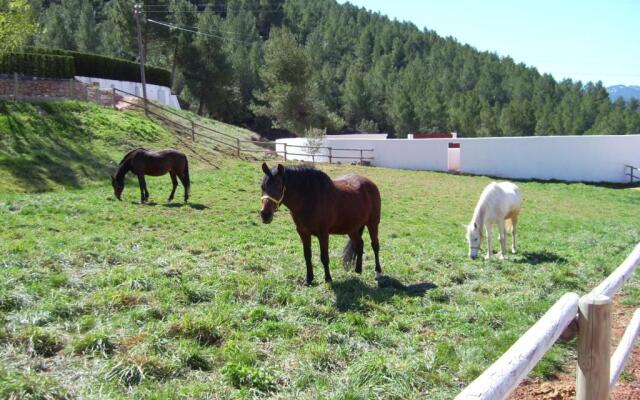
(260, 210), (273, 224)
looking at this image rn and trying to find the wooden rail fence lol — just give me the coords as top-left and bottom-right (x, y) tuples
(456, 242), (640, 400)
(114, 88), (374, 164)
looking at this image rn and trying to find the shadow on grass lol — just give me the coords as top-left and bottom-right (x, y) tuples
(330, 275), (437, 312)
(515, 251), (568, 265)
(163, 203), (209, 210)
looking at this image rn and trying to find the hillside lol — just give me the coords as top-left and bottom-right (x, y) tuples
(0, 100), (257, 193)
(31, 0), (640, 136)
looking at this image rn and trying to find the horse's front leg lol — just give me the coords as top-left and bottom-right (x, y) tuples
(485, 223), (493, 259)
(138, 175), (148, 204)
(298, 230), (314, 285)
(318, 232), (332, 283)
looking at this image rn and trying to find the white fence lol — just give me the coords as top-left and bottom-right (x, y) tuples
(456, 243), (640, 400)
(276, 134), (640, 183)
(75, 76), (180, 109)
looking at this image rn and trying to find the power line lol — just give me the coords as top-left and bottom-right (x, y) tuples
(150, 18), (256, 38)
(147, 18), (257, 44)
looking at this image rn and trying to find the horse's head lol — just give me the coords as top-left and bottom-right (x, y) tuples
(466, 222), (482, 259)
(111, 175), (124, 201)
(260, 162), (285, 224)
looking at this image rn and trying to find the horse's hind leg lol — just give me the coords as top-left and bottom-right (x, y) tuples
(367, 222), (383, 277)
(137, 175), (148, 204)
(177, 172), (189, 203)
(168, 172), (178, 202)
(318, 232), (332, 283)
(348, 226), (365, 274)
(511, 214), (518, 254)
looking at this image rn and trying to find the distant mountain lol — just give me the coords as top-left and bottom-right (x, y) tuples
(608, 85), (640, 101)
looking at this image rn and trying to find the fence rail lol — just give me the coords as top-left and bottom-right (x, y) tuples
(456, 242), (640, 400)
(114, 88), (375, 164)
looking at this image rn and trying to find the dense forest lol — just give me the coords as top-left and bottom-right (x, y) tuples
(28, 0), (640, 137)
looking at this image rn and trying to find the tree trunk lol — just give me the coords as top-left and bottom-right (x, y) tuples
(198, 90), (205, 116)
(170, 41), (178, 89)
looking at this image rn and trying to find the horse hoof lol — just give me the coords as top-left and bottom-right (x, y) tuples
(511, 248), (517, 254)
(304, 279), (314, 286)
(324, 277), (333, 283)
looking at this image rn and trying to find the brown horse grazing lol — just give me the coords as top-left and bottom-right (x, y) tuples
(111, 148), (190, 203)
(260, 162), (382, 285)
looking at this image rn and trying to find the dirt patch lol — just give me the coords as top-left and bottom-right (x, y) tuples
(509, 298), (640, 399)
(115, 96), (141, 111)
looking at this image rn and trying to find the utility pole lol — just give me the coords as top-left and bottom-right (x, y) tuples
(134, 3), (148, 115)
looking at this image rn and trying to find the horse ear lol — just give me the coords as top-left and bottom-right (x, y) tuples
(261, 162), (272, 176)
(276, 164), (285, 176)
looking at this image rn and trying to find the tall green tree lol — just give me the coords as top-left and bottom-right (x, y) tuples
(0, 0), (36, 54)
(180, 8), (233, 117)
(252, 27), (314, 134)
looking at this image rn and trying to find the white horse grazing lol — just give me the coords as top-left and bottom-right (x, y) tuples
(466, 182), (521, 260)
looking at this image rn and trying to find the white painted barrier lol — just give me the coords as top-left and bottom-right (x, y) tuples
(276, 134), (640, 183)
(75, 76), (180, 109)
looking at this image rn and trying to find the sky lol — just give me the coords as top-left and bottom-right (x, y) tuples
(337, 0), (640, 87)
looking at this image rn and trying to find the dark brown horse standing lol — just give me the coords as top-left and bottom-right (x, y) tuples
(111, 148), (190, 203)
(260, 162), (382, 285)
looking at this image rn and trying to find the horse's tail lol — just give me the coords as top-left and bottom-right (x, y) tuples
(342, 239), (357, 270)
(118, 147), (145, 165)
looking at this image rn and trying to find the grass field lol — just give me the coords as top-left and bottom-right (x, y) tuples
(2, 153), (639, 398)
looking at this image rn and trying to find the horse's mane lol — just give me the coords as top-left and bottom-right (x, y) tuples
(118, 147), (146, 165)
(283, 165), (333, 194)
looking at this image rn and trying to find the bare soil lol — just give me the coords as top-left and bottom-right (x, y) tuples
(509, 298), (640, 399)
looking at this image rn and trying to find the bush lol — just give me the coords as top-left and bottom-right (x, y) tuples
(23, 47), (171, 86)
(0, 53), (75, 79)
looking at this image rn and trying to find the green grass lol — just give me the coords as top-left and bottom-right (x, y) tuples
(1, 158), (639, 399)
(0, 100), (256, 193)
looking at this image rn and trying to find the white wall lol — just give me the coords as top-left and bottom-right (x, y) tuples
(276, 135), (640, 183)
(459, 135), (640, 183)
(75, 76), (180, 109)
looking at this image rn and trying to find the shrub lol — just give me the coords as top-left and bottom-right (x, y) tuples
(22, 47), (171, 86)
(0, 53), (75, 79)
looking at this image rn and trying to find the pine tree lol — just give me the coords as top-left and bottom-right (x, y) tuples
(252, 27), (314, 134)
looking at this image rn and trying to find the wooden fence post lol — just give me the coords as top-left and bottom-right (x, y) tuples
(191, 120), (196, 141)
(577, 294), (612, 400)
(112, 88), (117, 109)
(283, 143), (287, 162)
(359, 149), (363, 164)
(329, 147), (333, 164)
(236, 138), (240, 157)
